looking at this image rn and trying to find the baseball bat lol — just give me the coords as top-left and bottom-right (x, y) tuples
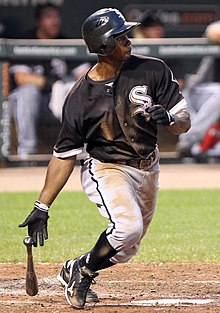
(23, 236), (39, 296)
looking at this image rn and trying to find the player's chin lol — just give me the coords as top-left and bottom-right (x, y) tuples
(123, 49), (131, 60)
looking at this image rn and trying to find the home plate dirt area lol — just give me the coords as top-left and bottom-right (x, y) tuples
(0, 263), (219, 313)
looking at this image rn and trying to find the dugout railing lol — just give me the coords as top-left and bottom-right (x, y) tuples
(0, 38), (219, 166)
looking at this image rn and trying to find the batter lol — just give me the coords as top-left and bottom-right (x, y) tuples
(19, 8), (191, 309)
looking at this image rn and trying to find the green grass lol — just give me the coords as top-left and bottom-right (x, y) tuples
(1, 190), (219, 263)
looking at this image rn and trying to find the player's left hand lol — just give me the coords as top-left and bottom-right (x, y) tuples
(147, 105), (175, 126)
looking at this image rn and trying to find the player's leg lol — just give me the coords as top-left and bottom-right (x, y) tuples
(81, 157), (159, 266)
(109, 161), (160, 264)
(57, 158), (114, 306)
(10, 84), (41, 157)
(62, 158), (146, 308)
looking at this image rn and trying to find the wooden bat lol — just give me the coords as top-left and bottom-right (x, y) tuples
(23, 236), (39, 296)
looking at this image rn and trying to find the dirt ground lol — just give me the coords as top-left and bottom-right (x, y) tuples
(0, 164), (220, 312)
(1, 163), (220, 192)
(0, 263), (219, 313)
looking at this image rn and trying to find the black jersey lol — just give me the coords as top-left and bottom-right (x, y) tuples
(53, 55), (186, 161)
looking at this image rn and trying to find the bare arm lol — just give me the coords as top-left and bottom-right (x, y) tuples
(38, 155), (76, 206)
(166, 108), (191, 135)
(18, 155), (76, 246)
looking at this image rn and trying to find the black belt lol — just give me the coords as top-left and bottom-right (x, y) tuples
(101, 151), (157, 170)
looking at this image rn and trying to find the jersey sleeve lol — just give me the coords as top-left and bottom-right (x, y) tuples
(155, 61), (185, 111)
(53, 93), (84, 159)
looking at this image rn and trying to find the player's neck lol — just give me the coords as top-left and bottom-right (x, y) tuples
(88, 59), (124, 81)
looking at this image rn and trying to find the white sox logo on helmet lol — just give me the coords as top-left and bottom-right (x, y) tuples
(96, 16), (109, 27)
(129, 85), (153, 121)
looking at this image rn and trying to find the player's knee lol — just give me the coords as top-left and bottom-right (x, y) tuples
(108, 219), (143, 251)
(124, 221), (143, 247)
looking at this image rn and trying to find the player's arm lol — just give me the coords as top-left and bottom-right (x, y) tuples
(167, 107), (190, 135)
(19, 155), (76, 247)
(148, 99), (191, 135)
(38, 155), (76, 205)
(166, 98), (191, 135)
(148, 62), (191, 136)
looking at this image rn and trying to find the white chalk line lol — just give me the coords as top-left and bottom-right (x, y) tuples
(107, 280), (220, 284)
(0, 298), (218, 307)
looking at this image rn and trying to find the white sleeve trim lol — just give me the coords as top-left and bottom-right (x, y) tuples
(169, 99), (187, 114)
(53, 147), (84, 159)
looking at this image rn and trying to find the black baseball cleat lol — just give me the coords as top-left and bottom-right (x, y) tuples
(57, 258), (99, 306)
(63, 259), (99, 309)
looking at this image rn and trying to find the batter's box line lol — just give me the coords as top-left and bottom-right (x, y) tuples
(88, 298), (217, 307)
(0, 298), (219, 308)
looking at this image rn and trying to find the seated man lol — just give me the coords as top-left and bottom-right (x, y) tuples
(192, 120), (220, 158)
(48, 62), (91, 122)
(176, 21), (220, 158)
(9, 4), (66, 158)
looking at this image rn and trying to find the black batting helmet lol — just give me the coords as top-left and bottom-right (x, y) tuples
(82, 8), (140, 56)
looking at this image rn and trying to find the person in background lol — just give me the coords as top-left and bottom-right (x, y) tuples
(133, 14), (185, 90)
(132, 14), (165, 39)
(9, 4), (67, 158)
(48, 62), (91, 122)
(176, 20), (220, 160)
(0, 21), (5, 37)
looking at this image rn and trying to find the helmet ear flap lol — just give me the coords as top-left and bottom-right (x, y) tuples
(100, 36), (117, 56)
(99, 44), (107, 55)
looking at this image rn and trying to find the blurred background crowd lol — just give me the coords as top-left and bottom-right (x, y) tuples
(1, 0), (220, 165)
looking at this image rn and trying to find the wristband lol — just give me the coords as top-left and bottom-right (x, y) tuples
(168, 113), (175, 126)
(35, 200), (50, 212)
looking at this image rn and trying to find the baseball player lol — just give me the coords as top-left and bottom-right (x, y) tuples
(19, 8), (191, 309)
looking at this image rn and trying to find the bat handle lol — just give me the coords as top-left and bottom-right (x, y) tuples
(23, 236), (39, 296)
(26, 245), (35, 272)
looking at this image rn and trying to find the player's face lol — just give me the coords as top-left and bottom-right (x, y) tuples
(37, 7), (61, 39)
(111, 35), (132, 61)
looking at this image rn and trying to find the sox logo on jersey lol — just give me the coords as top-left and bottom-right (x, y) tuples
(129, 85), (153, 121)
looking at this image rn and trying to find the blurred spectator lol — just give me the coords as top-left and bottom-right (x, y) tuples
(48, 62), (91, 122)
(176, 20), (220, 160)
(9, 4), (68, 158)
(0, 22), (6, 37)
(133, 14), (166, 39)
(132, 14), (184, 89)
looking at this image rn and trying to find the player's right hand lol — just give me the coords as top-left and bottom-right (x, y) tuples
(19, 207), (49, 247)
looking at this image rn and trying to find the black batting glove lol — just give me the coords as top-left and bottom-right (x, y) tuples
(148, 105), (175, 126)
(19, 201), (49, 247)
